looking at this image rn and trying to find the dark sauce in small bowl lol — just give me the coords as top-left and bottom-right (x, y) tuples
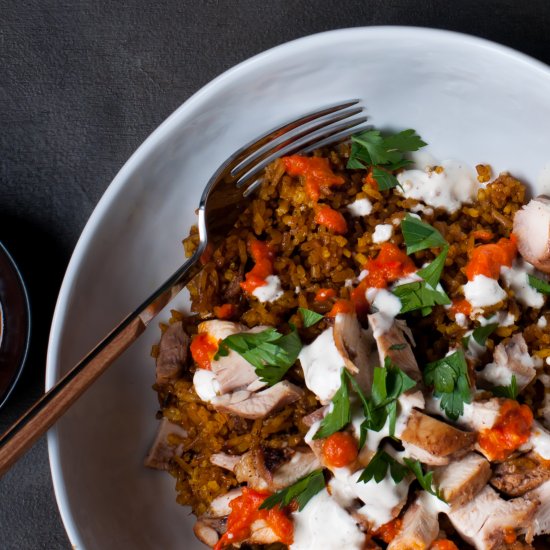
(0, 242), (30, 410)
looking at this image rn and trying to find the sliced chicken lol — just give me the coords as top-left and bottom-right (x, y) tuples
(401, 442), (452, 466)
(432, 453), (491, 507)
(452, 397), (505, 432)
(477, 334), (536, 391)
(210, 453), (241, 472)
(491, 452), (550, 496)
(448, 485), (538, 549)
(401, 410), (475, 459)
(387, 492), (440, 550)
(526, 478), (550, 537)
(144, 417), (187, 470)
(368, 314), (422, 383)
(210, 380), (303, 419)
(193, 520), (220, 548)
(333, 311), (373, 391)
(513, 195), (550, 273)
(155, 321), (189, 386)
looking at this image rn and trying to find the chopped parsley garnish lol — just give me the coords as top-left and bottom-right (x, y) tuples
(259, 470), (325, 511)
(492, 374), (519, 399)
(401, 215), (447, 254)
(314, 369), (351, 439)
(298, 307), (324, 328)
(528, 274), (550, 294)
(471, 323), (499, 346)
(423, 349), (472, 420)
(216, 326), (302, 386)
(392, 247), (450, 316)
(347, 129), (427, 189)
(403, 458), (446, 502)
(358, 449), (409, 484)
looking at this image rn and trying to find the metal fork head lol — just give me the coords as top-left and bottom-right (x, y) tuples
(196, 100), (367, 256)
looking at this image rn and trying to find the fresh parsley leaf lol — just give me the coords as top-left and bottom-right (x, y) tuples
(372, 167), (400, 191)
(259, 470), (325, 511)
(358, 450), (409, 484)
(423, 349), (472, 420)
(392, 280), (450, 316)
(389, 343), (406, 351)
(347, 129), (427, 176)
(217, 327), (302, 386)
(472, 323), (498, 346)
(492, 374), (519, 399)
(298, 307), (324, 328)
(402, 458), (446, 502)
(417, 247), (449, 288)
(314, 370), (351, 439)
(401, 215), (447, 254)
(528, 274), (550, 294)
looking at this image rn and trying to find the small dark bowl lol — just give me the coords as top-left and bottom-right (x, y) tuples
(0, 241), (31, 409)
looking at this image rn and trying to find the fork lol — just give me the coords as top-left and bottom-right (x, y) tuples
(0, 99), (367, 477)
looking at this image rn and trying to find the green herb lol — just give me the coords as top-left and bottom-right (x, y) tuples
(402, 458), (446, 502)
(389, 343), (406, 351)
(358, 449), (410, 484)
(392, 280), (450, 316)
(347, 129), (427, 189)
(472, 323), (498, 346)
(401, 215), (447, 254)
(417, 247), (449, 288)
(216, 327), (302, 386)
(492, 375), (519, 399)
(423, 349), (472, 420)
(259, 470), (325, 511)
(528, 274), (550, 294)
(314, 370), (351, 439)
(298, 307), (324, 328)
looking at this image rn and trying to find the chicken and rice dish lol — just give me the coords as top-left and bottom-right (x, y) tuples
(145, 127), (550, 549)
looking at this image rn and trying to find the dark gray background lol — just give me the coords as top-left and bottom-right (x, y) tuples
(1, 1), (549, 548)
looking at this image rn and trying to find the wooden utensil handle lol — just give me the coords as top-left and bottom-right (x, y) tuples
(0, 315), (146, 477)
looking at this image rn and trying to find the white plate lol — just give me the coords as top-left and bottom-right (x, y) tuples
(46, 27), (550, 550)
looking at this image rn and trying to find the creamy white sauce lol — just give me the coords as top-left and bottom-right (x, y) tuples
(463, 274), (507, 307)
(479, 311), (516, 327)
(501, 260), (545, 309)
(455, 312), (468, 327)
(357, 269), (369, 282)
(395, 391), (425, 437)
(477, 362), (514, 387)
(410, 203), (434, 216)
(397, 159), (479, 213)
(252, 275), (284, 303)
(463, 330), (486, 359)
(366, 289), (402, 336)
(372, 224), (394, 243)
(291, 489), (365, 550)
(347, 197), (373, 217)
(304, 420), (322, 445)
(298, 327), (345, 403)
(539, 316), (548, 328)
(193, 369), (220, 402)
(329, 467), (410, 529)
(351, 406), (389, 451)
(531, 422), (550, 460)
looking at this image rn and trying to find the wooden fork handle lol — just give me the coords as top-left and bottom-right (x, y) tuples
(0, 315), (146, 477)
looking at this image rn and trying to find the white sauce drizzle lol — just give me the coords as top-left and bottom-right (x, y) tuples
(455, 312), (468, 327)
(538, 316), (548, 328)
(252, 275), (284, 303)
(479, 311), (516, 327)
(500, 259), (545, 309)
(193, 369), (220, 402)
(298, 328), (344, 403)
(366, 289), (402, 336)
(463, 274), (507, 307)
(397, 160), (479, 213)
(372, 224), (394, 243)
(531, 422), (550, 460)
(347, 198), (373, 217)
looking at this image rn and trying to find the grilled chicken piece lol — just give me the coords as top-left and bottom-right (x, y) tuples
(448, 485), (538, 549)
(211, 381), (303, 419)
(491, 452), (550, 496)
(452, 397), (505, 431)
(211, 448), (321, 491)
(401, 410), (475, 459)
(155, 322), (189, 385)
(477, 334), (536, 391)
(144, 418), (187, 470)
(513, 196), (550, 273)
(333, 311), (372, 391)
(526, 479), (550, 537)
(401, 442), (451, 466)
(368, 314), (422, 383)
(387, 492), (440, 550)
(432, 453), (491, 507)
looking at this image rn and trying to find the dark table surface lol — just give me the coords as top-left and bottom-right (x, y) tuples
(1, 1), (550, 548)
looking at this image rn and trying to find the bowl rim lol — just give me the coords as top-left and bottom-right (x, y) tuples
(0, 240), (31, 410)
(45, 25), (550, 548)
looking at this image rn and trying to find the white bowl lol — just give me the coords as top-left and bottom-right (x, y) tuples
(47, 27), (550, 550)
